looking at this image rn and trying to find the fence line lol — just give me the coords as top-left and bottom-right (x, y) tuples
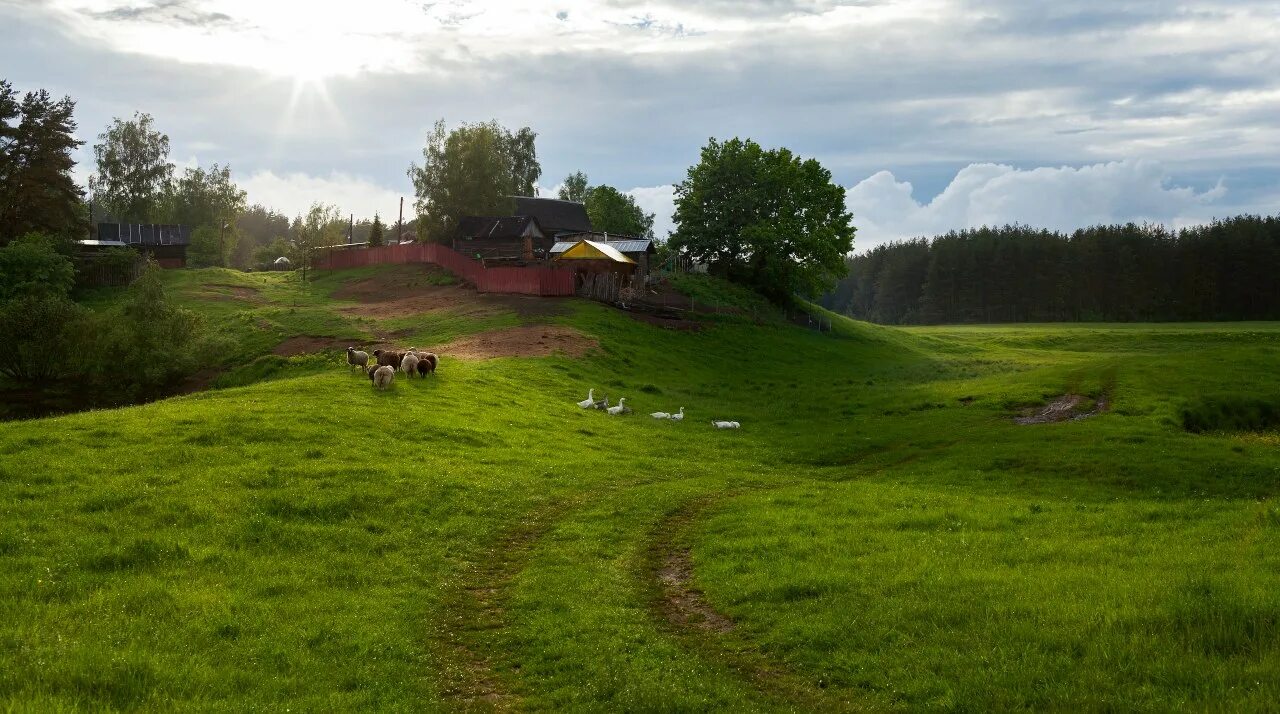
(312, 243), (575, 297)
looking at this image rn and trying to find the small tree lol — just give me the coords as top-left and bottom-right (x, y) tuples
(291, 203), (344, 281)
(368, 213), (385, 247)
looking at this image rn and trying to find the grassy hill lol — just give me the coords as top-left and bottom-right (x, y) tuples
(2, 266), (1278, 710)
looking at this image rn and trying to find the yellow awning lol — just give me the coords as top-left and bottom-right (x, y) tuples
(554, 239), (637, 264)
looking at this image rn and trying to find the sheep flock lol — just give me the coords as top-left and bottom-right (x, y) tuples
(346, 346), (439, 390)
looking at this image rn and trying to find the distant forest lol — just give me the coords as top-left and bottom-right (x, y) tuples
(820, 215), (1280, 324)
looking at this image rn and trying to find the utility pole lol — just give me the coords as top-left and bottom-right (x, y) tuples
(219, 221), (228, 267)
(397, 197), (404, 245)
(349, 213), (354, 244)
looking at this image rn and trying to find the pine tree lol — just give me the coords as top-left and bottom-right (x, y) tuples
(368, 213), (384, 247)
(0, 81), (85, 244)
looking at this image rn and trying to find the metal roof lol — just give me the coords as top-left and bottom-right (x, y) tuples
(550, 237), (653, 254)
(511, 197), (593, 234)
(554, 239), (637, 264)
(77, 239), (128, 247)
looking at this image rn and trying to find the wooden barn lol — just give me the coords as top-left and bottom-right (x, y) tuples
(453, 215), (551, 264)
(88, 223), (191, 268)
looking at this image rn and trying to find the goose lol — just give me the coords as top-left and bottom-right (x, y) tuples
(607, 398), (628, 416)
(712, 420), (740, 429)
(576, 389), (596, 409)
(668, 407), (685, 421)
(650, 409), (671, 419)
(593, 395), (609, 410)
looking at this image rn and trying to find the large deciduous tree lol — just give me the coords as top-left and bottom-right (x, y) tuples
(584, 185), (655, 240)
(90, 112), (174, 222)
(406, 119), (541, 242)
(0, 80), (85, 244)
(671, 137), (854, 302)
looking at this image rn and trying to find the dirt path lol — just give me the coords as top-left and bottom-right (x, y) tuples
(643, 497), (851, 711)
(431, 498), (582, 710)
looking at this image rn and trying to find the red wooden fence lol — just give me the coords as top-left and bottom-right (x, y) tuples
(312, 243), (576, 297)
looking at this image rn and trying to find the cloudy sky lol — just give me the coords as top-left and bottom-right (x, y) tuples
(3, 0), (1278, 249)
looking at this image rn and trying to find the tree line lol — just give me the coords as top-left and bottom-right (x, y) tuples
(821, 218), (1280, 324)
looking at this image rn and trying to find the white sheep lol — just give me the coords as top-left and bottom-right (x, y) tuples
(346, 347), (369, 370)
(400, 352), (420, 378)
(373, 365), (395, 389)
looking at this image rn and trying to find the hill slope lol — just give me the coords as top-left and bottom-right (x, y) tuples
(2, 267), (1278, 710)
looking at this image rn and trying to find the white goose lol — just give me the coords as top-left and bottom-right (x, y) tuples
(650, 409), (671, 419)
(669, 407), (685, 421)
(607, 398), (628, 416)
(712, 420), (740, 429)
(576, 389), (596, 409)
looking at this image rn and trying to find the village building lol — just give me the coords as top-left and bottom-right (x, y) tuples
(453, 215), (550, 263)
(454, 197), (594, 264)
(84, 223), (191, 268)
(551, 235), (656, 282)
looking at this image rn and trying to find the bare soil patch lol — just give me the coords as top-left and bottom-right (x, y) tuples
(657, 544), (735, 634)
(271, 336), (351, 357)
(334, 265), (568, 319)
(420, 325), (596, 360)
(1015, 394), (1109, 424)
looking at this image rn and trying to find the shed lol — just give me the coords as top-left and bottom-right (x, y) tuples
(551, 235), (656, 280)
(93, 223), (191, 268)
(553, 239), (637, 279)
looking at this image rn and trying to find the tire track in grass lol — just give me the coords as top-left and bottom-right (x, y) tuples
(432, 498), (581, 710)
(643, 495), (866, 712)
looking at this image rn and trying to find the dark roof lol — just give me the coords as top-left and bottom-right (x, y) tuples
(552, 234), (655, 255)
(97, 223), (191, 246)
(457, 215), (544, 240)
(511, 197), (593, 234)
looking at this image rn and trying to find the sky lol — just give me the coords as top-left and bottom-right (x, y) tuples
(2, 0), (1278, 250)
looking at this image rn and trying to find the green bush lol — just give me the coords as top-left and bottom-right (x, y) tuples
(1180, 394), (1280, 434)
(0, 233), (76, 300)
(0, 294), (87, 380)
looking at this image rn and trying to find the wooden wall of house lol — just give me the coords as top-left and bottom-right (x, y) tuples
(454, 236), (555, 260)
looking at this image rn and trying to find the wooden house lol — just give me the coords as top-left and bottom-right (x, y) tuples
(453, 215), (551, 263)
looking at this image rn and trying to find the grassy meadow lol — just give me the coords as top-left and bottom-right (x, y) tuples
(1, 265), (1278, 711)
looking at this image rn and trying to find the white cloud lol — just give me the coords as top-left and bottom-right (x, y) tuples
(240, 170), (410, 221)
(846, 160), (1231, 250)
(626, 184), (677, 239)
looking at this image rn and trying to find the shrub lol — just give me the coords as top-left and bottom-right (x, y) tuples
(1180, 394), (1280, 434)
(86, 265), (212, 397)
(0, 294), (87, 380)
(0, 232), (76, 300)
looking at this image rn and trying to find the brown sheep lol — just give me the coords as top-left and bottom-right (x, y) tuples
(373, 349), (405, 368)
(415, 352), (438, 376)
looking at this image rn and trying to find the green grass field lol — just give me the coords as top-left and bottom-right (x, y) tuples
(2, 266), (1278, 711)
